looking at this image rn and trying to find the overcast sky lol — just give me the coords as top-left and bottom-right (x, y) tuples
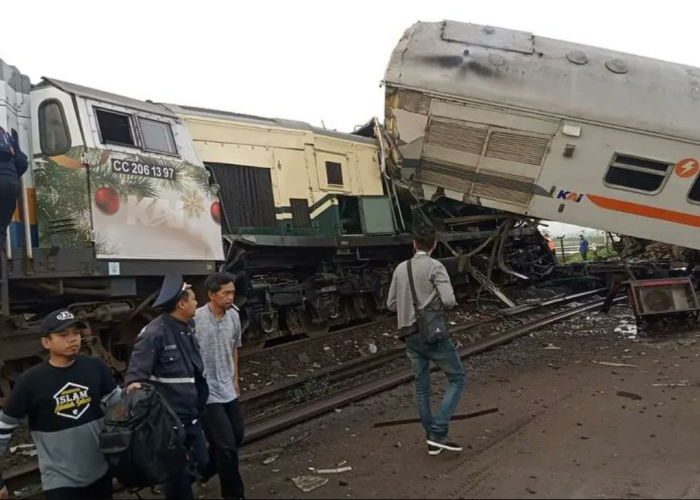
(6, 0), (697, 236)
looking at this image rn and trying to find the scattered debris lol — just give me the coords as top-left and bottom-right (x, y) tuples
(291, 476), (329, 493)
(368, 343), (378, 355)
(314, 467), (353, 475)
(617, 391), (643, 401)
(339, 481), (350, 487)
(241, 448), (284, 462)
(10, 444), (35, 454)
(652, 382), (688, 388)
(263, 454), (279, 465)
(287, 432), (312, 447)
(615, 323), (638, 339)
(544, 343), (562, 350)
(593, 361), (639, 368)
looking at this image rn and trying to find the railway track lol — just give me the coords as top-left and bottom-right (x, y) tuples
(3, 288), (617, 495)
(244, 294), (626, 443)
(240, 288), (606, 417)
(240, 316), (396, 359)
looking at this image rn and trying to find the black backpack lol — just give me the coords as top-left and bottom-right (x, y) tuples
(99, 384), (188, 490)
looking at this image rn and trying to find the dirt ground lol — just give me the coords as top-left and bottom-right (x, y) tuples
(205, 305), (700, 500)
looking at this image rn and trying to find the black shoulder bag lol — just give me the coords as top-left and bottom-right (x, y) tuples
(407, 260), (451, 344)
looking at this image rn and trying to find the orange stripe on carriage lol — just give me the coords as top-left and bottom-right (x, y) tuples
(587, 194), (700, 229)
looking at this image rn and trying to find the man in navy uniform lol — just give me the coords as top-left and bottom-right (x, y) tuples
(125, 274), (209, 500)
(0, 127), (28, 252)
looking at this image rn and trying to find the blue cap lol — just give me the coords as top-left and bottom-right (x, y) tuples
(153, 274), (191, 308)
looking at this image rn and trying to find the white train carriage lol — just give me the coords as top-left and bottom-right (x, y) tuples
(384, 21), (700, 251)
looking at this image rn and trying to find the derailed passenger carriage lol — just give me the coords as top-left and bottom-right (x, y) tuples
(384, 21), (700, 254)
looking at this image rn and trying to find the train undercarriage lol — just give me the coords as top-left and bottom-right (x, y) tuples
(0, 212), (556, 402)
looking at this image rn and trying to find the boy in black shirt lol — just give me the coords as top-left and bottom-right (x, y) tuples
(0, 309), (121, 500)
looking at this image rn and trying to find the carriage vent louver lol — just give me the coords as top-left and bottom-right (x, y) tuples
(425, 120), (487, 156)
(418, 159), (535, 206)
(416, 159), (477, 194)
(484, 131), (550, 166)
(471, 172), (534, 206)
(418, 117), (551, 206)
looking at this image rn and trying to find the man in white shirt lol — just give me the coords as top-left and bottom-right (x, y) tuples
(194, 273), (244, 500)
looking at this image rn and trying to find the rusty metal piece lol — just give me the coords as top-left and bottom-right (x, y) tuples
(617, 391), (643, 401)
(373, 407), (499, 429)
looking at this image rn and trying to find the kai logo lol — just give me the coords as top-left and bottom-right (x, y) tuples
(56, 311), (75, 321)
(53, 383), (92, 420)
(127, 196), (185, 229)
(557, 190), (585, 203)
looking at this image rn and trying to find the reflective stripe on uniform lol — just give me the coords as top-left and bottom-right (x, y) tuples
(149, 376), (195, 384)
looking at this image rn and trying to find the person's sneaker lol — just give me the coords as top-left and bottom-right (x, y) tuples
(428, 444), (443, 456)
(426, 438), (463, 452)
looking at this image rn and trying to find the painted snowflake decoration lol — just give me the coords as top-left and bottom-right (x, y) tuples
(181, 189), (205, 218)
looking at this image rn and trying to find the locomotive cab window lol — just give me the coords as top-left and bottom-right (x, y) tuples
(326, 161), (344, 186)
(689, 176), (700, 203)
(95, 108), (136, 147)
(38, 99), (71, 156)
(604, 154), (671, 193)
(139, 117), (177, 155)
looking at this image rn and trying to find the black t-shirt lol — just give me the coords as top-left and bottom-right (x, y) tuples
(0, 355), (120, 490)
(4, 355), (117, 430)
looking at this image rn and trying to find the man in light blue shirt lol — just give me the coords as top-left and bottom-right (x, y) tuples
(194, 273), (244, 500)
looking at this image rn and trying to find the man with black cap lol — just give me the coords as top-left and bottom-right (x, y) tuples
(125, 274), (209, 500)
(0, 309), (121, 500)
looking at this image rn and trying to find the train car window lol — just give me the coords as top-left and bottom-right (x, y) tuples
(689, 176), (700, 203)
(38, 99), (71, 156)
(95, 108), (136, 147)
(326, 161), (344, 186)
(604, 154), (671, 193)
(139, 117), (177, 155)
